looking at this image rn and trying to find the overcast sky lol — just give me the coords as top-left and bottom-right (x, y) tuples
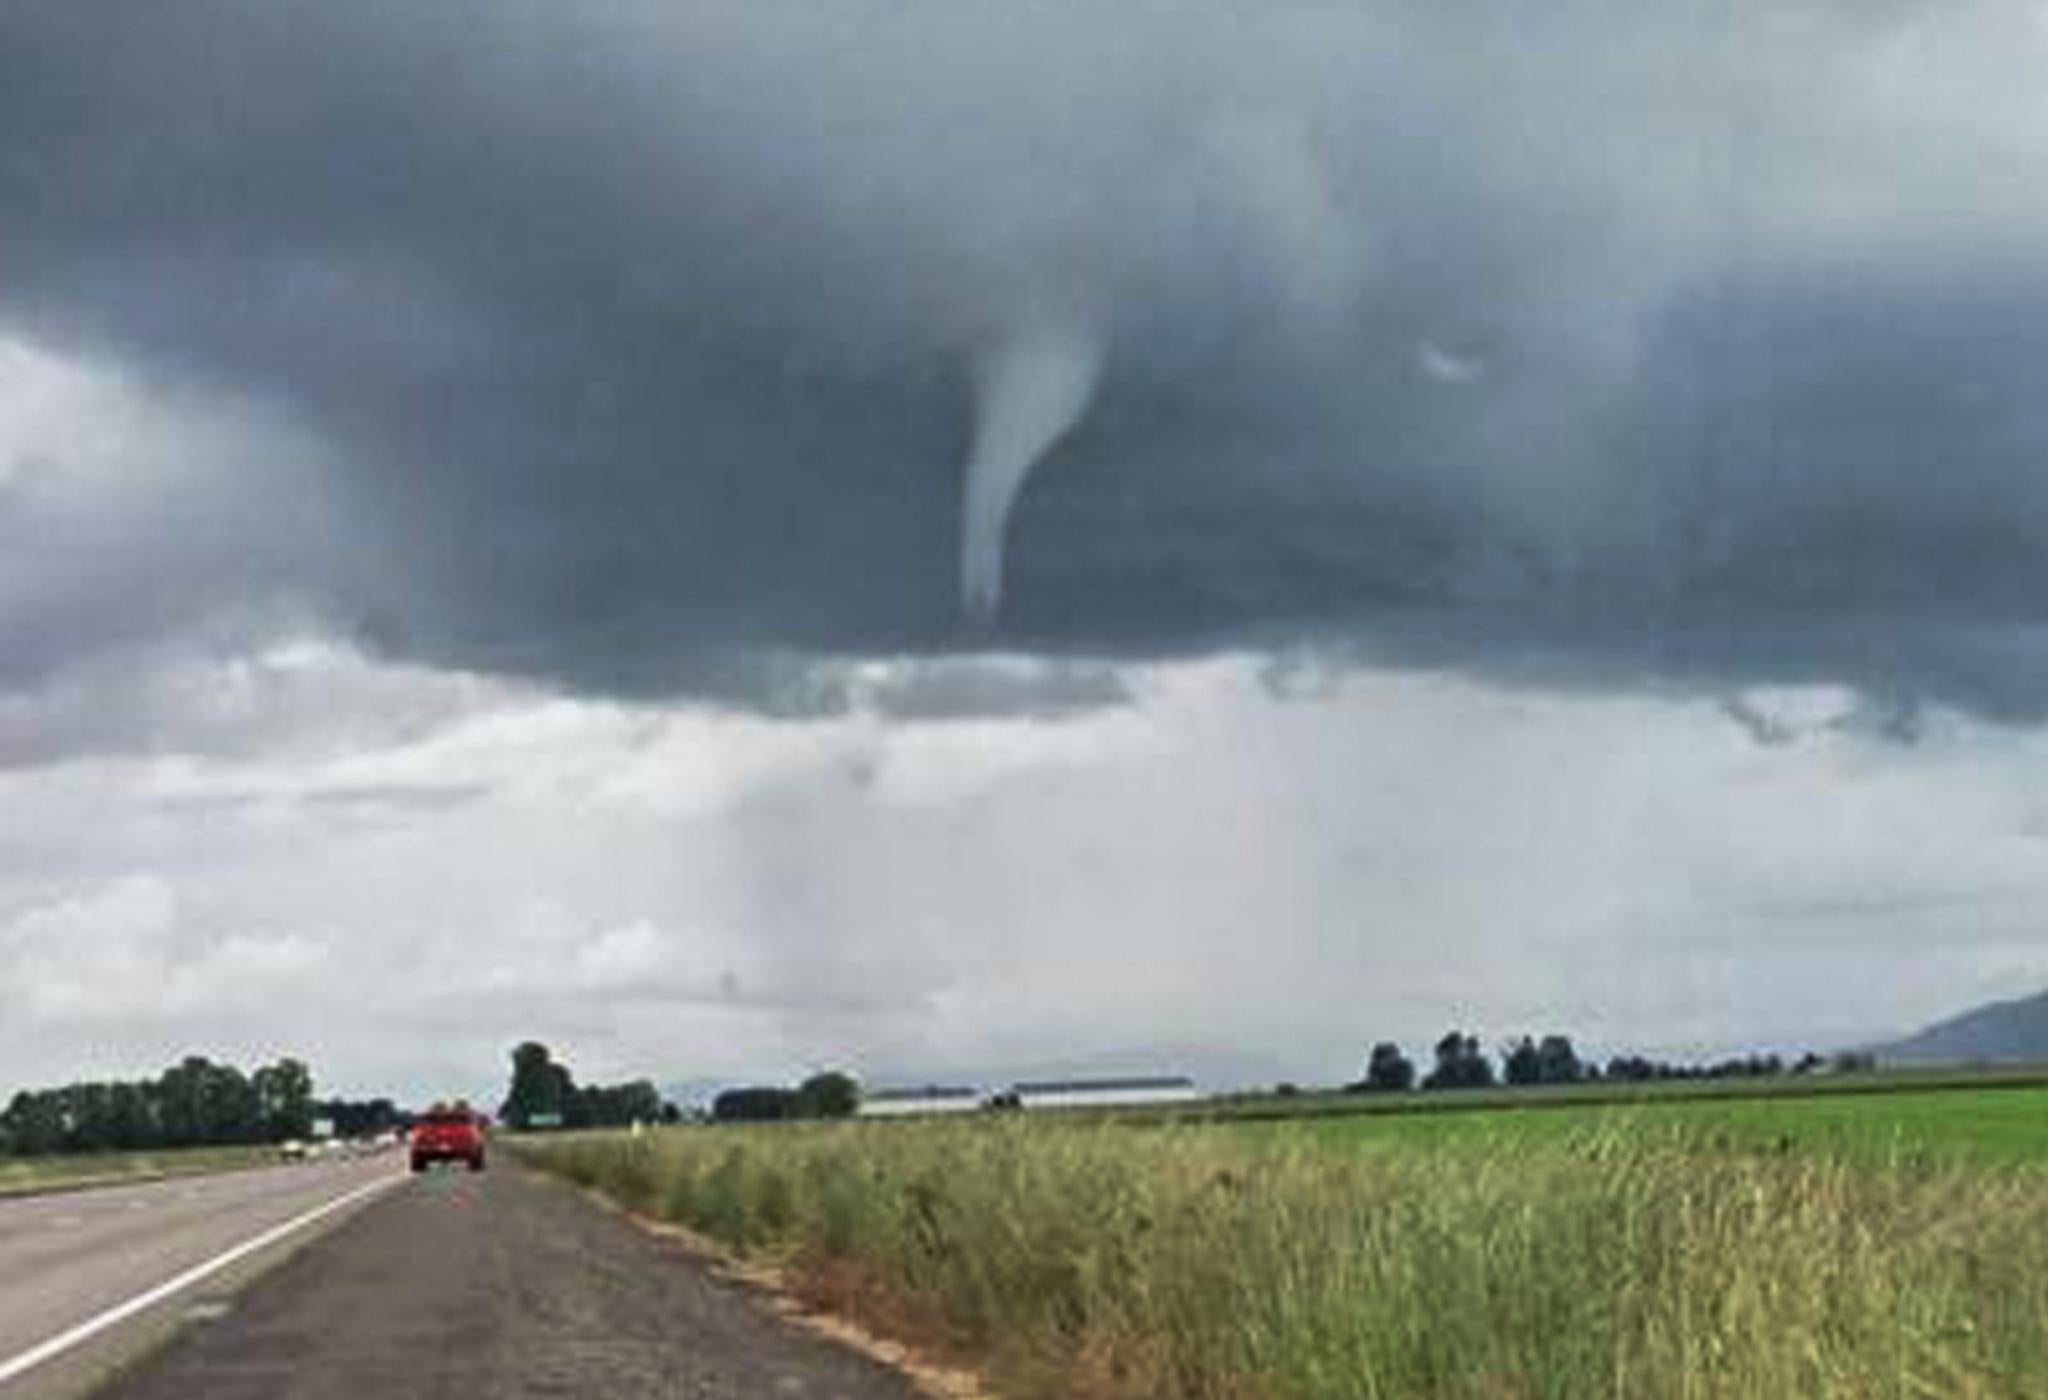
(6, 1), (2048, 1105)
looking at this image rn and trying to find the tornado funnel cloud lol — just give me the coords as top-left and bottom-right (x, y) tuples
(960, 324), (1105, 626)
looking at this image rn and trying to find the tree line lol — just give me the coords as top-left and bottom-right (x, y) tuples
(315, 1096), (406, 1138)
(1, 1055), (315, 1155)
(1350, 1032), (1857, 1094)
(498, 1041), (672, 1130)
(710, 1071), (859, 1122)
(498, 1043), (865, 1128)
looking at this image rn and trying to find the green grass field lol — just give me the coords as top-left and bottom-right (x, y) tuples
(1181, 1065), (2048, 1126)
(0, 1143), (278, 1197)
(515, 1079), (2048, 1399)
(1258, 1084), (2048, 1169)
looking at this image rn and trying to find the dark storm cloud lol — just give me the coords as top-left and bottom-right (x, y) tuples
(6, 1), (2048, 714)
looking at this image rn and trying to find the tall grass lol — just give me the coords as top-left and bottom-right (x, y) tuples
(517, 1118), (2048, 1398)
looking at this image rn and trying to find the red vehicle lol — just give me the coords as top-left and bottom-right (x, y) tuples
(409, 1103), (486, 1173)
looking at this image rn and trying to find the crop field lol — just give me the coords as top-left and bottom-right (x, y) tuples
(1261, 1084), (2048, 1169)
(1183, 1066), (2048, 1127)
(516, 1079), (2048, 1399)
(0, 1143), (277, 1197)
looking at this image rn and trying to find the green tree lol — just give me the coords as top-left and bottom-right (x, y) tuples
(106, 1081), (156, 1149)
(502, 1041), (577, 1129)
(253, 1058), (315, 1139)
(1503, 1036), (1542, 1086)
(158, 1056), (211, 1146)
(201, 1062), (261, 1143)
(555, 1064), (591, 1128)
(796, 1071), (860, 1119)
(67, 1083), (115, 1152)
(3, 1090), (66, 1155)
(1536, 1035), (1583, 1085)
(1500, 1035), (1584, 1089)
(576, 1079), (664, 1128)
(712, 1087), (797, 1122)
(1361, 1042), (1416, 1092)
(316, 1097), (401, 1137)
(1422, 1031), (1495, 1090)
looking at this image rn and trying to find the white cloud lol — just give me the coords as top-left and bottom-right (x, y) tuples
(0, 876), (329, 1028)
(5, 650), (2048, 1102)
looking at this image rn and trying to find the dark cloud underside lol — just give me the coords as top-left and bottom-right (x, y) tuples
(5, 1), (2048, 715)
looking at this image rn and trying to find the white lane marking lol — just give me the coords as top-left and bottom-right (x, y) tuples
(0, 1172), (404, 1388)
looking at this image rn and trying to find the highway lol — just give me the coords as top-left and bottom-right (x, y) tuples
(0, 1154), (403, 1399)
(0, 1158), (926, 1400)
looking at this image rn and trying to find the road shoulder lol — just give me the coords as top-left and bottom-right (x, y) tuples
(92, 1161), (933, 1400)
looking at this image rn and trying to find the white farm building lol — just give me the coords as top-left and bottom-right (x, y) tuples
(858, 1085), (985, 1118)
(1009, 1076), (1199, 1110)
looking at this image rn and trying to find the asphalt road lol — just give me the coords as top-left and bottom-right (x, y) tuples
(93, 1161), (926, 1400)
(0, 1153), (404, 1400)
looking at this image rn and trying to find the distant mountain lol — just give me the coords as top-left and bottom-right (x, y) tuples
(1873, 989), (2048, 1066)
